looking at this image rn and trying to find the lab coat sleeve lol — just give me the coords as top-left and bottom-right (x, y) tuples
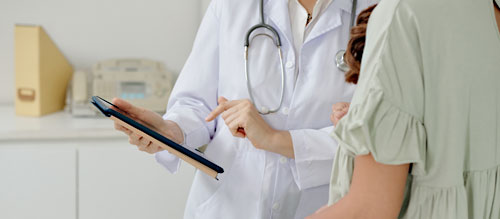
(154, 1), (221, 173)
(289, 125), (338, 190)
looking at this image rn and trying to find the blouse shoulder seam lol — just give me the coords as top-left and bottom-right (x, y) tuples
(365, 0), (404, 62)
(366, 0), (419, 68)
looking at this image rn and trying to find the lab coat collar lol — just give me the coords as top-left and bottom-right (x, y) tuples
(337, 0), (356, 13)
(264, 0), (293, 48)
(304, 0), (353, 45)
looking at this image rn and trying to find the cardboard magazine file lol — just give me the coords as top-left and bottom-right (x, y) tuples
(15, 25), (73, 116)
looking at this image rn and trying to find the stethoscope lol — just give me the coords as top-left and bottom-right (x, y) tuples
(244, 0), (358, 114)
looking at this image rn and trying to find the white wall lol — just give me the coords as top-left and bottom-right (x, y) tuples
(201, 0), (211, 14)
(0, 0), (206, 104)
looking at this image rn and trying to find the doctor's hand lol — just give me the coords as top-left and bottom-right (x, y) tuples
(111, 98), (184, 154)
(331, 102), (350, 126)
(205, 97), (294, 158)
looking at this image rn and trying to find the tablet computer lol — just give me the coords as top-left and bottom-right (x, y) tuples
(91, 96), (224, 179)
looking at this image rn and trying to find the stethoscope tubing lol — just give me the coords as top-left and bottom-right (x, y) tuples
(244, 0), (357, 114)
(244, 0), (286, 115)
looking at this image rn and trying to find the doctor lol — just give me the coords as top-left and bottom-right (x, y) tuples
(113, 0), (377, 218)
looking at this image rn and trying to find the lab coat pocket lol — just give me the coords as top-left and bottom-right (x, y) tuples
(194, 153), (240, 218)
(195, 149), (265, 218)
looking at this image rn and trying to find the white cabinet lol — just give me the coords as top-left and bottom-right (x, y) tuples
(0, 145), (76, 219)
(78, 142), (193, 219)
(0, 106), (195, 219)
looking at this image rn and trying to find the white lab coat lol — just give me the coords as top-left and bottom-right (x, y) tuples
(156, 0), (377, 218)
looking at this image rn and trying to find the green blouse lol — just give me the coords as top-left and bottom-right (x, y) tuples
(328, 0), (500, 218)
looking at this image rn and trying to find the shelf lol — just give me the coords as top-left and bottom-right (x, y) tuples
(0, 105), (124, 141)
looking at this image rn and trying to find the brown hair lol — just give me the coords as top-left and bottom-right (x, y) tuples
(344, 4), (378, 84)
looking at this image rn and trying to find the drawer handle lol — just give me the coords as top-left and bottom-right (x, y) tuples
(17, 88), (36, 102)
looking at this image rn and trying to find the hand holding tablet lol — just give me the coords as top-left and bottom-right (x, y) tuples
(91, 96), (224, 179)
(111, 98), (183, 154)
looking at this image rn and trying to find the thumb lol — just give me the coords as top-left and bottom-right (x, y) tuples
(112, 98), (142, 116)
(112, 98), (159, 125)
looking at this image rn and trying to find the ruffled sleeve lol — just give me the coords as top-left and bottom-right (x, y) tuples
(328, 85), (427, 205)
(328, 0), (427, 205)
(332, 87), (427, 175)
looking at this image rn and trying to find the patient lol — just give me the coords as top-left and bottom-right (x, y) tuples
(330, 4), (375, 127)
(311, 0), (500, 218)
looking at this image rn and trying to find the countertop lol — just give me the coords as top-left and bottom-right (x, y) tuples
(0, 105), (124, 141)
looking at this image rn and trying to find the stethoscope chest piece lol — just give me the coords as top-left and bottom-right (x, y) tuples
(335, 50), (350, 72)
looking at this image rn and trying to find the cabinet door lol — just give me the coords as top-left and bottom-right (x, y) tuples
(78, 142), (195, 219)
(0, 145), (76, 219)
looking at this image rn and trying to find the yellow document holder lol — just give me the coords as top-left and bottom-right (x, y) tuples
(15, 25), (73, 116)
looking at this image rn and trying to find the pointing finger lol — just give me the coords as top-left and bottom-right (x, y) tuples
(218, 96), (228, 104)
(205, 97), (238, 122)
(205, 102), (227, 122)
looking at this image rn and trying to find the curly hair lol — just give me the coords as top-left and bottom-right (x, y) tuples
(344, 4), (377, 84)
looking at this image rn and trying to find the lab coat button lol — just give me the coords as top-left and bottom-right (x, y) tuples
(282, 107), (289, 115)
(279, 157), (287, 164)
(272, 202), (280, 210)
(285, 61), (294, 69)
